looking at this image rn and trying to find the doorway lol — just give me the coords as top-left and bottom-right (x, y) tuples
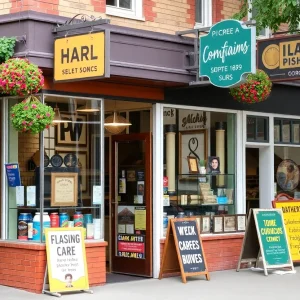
(246, 148), (259, 214)
(111, 133), (152, 277)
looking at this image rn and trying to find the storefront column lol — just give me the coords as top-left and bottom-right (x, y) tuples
(260, 116), (274, 208)
(152, 104), (164, 279)
(1, 99), (7, 239)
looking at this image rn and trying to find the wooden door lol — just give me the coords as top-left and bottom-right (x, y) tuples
(111, 133), (152, 277)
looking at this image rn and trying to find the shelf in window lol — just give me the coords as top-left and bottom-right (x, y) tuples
(11, 206), (101, 210)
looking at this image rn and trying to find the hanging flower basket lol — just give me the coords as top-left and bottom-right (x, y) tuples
(10, 95), (54, 134)
(229, 70), (272, 104)
(0, 58), (44, 97)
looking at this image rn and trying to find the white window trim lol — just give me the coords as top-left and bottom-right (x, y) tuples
(106, 0), (145, 21)
(248, 1), (270, 39)
(194, 0), (212, 28)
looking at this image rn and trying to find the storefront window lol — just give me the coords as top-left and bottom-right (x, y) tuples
(247, 116), (269, 142)
(6, 94), (104, 242)
(274, 118), (300, 144)
(162, 108), (236, 236)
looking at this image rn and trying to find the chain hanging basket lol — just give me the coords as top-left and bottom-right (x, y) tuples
(229, 70), (272, 104)
(10, 95), (54, 134)
(0, 58), (44, 97)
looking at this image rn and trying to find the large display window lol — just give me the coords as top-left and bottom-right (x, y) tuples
(5, 94), (104, 242)
(162, 107), (237, 236)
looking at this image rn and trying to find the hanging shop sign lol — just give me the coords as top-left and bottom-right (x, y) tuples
(257, 35), (300, 81)
(272, 194), (300, 262)
(54, 31), (110, 82)
(199, 19), (256, 88)
(44, 228), (90, 294)
(159, 218), (210, 283)
(237, 209), (294, 276)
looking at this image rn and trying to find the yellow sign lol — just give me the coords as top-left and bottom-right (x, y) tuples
(45, 228), (89, 293)
(54, 32), (106, 82)
(134, 207), (146, 230)
(274, 201), (300, 261)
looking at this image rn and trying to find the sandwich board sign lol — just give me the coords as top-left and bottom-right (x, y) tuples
(159, 218), (210, 283)
(272, 194), (300, 262)
(43, 228), (92, 296)
(237, 209), (294, 276)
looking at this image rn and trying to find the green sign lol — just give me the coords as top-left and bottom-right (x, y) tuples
(199, 19), (255, 88)
(255, 210), (290, 266)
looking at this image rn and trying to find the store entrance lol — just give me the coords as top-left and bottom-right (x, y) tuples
(246, 148), (260, 214)
(110, 133), (152, 277)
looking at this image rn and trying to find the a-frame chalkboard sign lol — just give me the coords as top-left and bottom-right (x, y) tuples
(159, 218), (210, 283)
(237, 209), (294, 276)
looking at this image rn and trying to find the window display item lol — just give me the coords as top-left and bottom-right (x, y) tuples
(163, 212), (168, 237)
(59, 212), (69, 227)
(74, 212), (83, 227)
(207, 156), (220, 174)
(87, 223), (94, 239)
(32, 212), (50, 242)
(276, 159), (300, 191)
(68, 221), (74, 227)
(165, 125), (176, 195)
(50, 154), (63, 167)
(64, 153), (78, 167)
(93, 218), (101, 239)
(50, 212), (59, 228)
(44, 154), (50, 168)
(28, 222), (33, 240)
(177, 212), (185, 218)
(83, 214), (93, 228)
(18, 213), (32, 240)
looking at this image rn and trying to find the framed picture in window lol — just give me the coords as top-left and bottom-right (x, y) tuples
(223, 215), (237, 233)
(236, 214), (246, 232)
(187, 156), (199, 174)
(274, 124), (280, 143)
(292, 123), (300, 143)
(56, 113), (88, 146)
(178, 130), (208, 175)
(213, 216), (223, 233)
(201, 216), (211, 234)
(282, 122), (291, 143)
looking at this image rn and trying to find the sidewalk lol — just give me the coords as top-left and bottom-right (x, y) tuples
(1, 266), (299, 300)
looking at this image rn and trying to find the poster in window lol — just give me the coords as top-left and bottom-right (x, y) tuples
(292, 124), (300, 143)
(282, 123), (291, 143)
(274, 124), (280, 143)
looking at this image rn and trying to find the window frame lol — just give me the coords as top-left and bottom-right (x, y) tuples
(194, 0), (212, 28)
(248, 1), (270, 39)
(106, 0), (144, 21)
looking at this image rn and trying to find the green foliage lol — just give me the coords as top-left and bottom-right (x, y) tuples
(0, 37), (16, 63)
(10, 95), (54, 134)
(0, 58), (44, 97)
(230, 70), (272, 104)
(233, 0), (300, 33)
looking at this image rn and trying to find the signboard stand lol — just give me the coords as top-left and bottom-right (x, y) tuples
(159, 218), (210, 283)
(43, 228), (93, 297)
(237, 209), (294, 276)
(42, 266), (93, 297)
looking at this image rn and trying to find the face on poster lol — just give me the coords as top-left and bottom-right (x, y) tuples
(45, 228), (89, 292)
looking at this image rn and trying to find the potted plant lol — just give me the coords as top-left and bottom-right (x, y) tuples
(229, 70), (272, 104)
(0, 58), (44, 97)
(10, 95), (54, 134)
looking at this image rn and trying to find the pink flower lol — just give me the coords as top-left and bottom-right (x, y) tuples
(11, 114), (15, 118)
(46, 112), (51, 117)
(31, 104), (37, 109)
(36, 114), (40, 119)
(24, 106), (29, 110)
(22, 121), (27, 125)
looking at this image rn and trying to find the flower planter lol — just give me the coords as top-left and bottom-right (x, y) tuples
(229, 70), (272, 104)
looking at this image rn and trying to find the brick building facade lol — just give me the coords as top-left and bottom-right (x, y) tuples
(2, 0), (242, 34)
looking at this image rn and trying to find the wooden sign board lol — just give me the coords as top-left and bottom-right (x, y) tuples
(159, 218), (210, 283)
(237, 209), (294, 276)
(272, 197), (300, 262)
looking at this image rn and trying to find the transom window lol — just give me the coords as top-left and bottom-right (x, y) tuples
(106, 0), (143, 20)
(106, 0), (131, 9)
(195, 0), (212, 28)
